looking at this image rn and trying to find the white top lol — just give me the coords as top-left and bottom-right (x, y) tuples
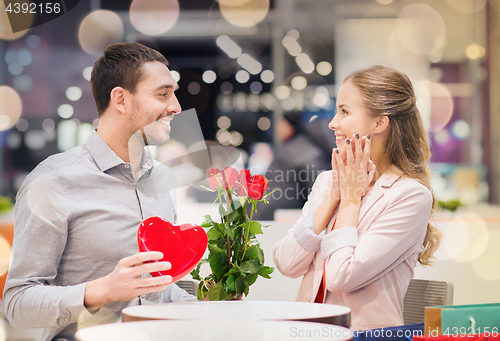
(122, 301), (350, 324)
(76, 320), (353, 341)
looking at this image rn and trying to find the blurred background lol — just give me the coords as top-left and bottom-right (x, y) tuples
(1, 0), (500, 339)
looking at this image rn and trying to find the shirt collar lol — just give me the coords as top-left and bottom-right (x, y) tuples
(84, 130), (154, 173)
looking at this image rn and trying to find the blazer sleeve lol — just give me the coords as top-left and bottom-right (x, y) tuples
(322, 181), (432, 293)
(273, 171), (332, 278)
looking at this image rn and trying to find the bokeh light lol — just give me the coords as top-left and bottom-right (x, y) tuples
(15, 118), (28, 132)
(396, 4), (445, 55)
(25, 35), (41, 48)
(17, 49), (32, 66)
(58, 104), (74, 119)
(466, 43), (486, 60)
(230, 131), (243, 146)
(66, 86), (83, 101)
(170, 70), (180, 83)
(188, 82), (201, 95)
(25, 130), (47, 150)
(0, 0), (33, 40)
(453, 213), (488, 263)
(217, 116), (231, 130)
(78, 10), (124, 56)
(250, 81), (263, 94)
(83, 67), (93, 81)
(13, 75), (33, 92)
(216, 129), (231, 145)
(471, 230), (500, 280)
(428, 81), (454, 132)
(42, 119), (55, 132)
(257, 117), (271, 131)
(275, 85), (290, 100)
(0, 86), (23, 131)
(221, 82), (233, 94)
(316, 61), (332, 76)
(237, 53), (262, 74)
(291, 76), (307, 91)
(452, 120), (471, 139)
(129, 0), (180, 36)
(219, 0), (270, 28)
(202, 70), (217, 84)
(260, 70), (274, 83)
(433, 215), (469, 260)
(235, 70), (250, 83)
(295, 53), (315, 74)
(434, 129), (450, 144)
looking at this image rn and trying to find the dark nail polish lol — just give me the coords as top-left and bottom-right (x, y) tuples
(346, 139), (351, 145)
(355, 133), (359, 139)
(367, 134), (371, 140)
(335, 149), (339, 154)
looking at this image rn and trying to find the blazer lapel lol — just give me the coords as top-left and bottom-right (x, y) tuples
(357, 169), (401, 224)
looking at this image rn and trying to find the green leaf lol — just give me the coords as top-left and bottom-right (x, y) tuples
(248, 221), (263, 234)
(219, 204), (227, 219)
(223, 268), (240, 277)
(225, 225), (235, 240)
(204, 214), (214, 223)
(235, 275), (248, 297)
(246, 273), (258, 286)
(239, 260), (262, 274)
(207, 227), (221, 240)
(244, 245), (264, 263)
(190, 259), (207, 281)
(209, 281), (229, 301)
(224, 275), (237, 293)
(209, 253), (229, 283)
(208, 243), (226, 255)
(259, 266), (274, 279)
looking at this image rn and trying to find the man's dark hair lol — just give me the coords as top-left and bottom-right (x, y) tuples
(90, 43), (169, 116)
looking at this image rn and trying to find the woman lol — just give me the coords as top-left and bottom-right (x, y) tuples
(273, 65), (441, 330)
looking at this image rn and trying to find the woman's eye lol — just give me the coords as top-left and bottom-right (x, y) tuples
(342, 109), (348, 115)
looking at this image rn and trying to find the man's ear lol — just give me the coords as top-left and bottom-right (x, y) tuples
(109, 86), (128, 115)
(373, 115), (390, 134)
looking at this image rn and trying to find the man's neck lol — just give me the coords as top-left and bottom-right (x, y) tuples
(96, 125), (144, 178)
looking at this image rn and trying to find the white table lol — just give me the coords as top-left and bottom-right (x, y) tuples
(75, 319), (353, 341)
(122, 301), (351, 327)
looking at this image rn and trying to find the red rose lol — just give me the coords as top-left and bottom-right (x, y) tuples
(207, 168), (221, 190)
(207, 167), (240, 190)
(238, 169), (268, 200)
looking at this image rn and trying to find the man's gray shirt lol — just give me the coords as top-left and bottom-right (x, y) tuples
(3, 130), (196, 341)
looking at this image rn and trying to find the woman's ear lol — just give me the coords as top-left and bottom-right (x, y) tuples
(109, 86), (128, 115)
(373, 115), (390, 134)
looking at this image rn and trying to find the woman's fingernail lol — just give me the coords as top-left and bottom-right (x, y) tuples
(367, 134), (371, 139)
(355, 133), (360, 139)
(346, 139), (351, 145)
(335, 149), (339, 154)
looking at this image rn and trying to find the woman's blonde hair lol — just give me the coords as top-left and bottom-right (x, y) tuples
(345, 65), (441, 266)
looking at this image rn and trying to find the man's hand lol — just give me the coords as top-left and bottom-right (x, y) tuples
(84, 252), (172, 311)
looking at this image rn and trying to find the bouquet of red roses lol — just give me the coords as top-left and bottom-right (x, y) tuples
(190, 167), (275, 300)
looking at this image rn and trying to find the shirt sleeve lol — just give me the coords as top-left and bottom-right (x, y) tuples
(323, 182), (432, 294)
(273, 171), (331, 278)
(3, 165), (90, 329)
(161, 284), (198, 303)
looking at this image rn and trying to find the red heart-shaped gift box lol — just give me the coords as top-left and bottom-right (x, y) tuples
(137, 217), (208, 282)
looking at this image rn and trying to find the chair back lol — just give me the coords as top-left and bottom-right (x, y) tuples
(403, 278), (454, 325)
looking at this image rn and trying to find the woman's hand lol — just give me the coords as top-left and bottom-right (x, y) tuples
(334, 133), (376, 204)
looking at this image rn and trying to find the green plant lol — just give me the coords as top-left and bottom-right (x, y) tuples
(437, 199), (464, 212)
(0, 196), (13, 215)
(190, 167), (275, 300)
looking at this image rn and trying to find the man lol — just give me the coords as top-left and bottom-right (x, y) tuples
(3, 43), (196, 341)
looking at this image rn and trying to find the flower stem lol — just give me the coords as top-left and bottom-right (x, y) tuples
(240, 200), (255, 262)
(226, 188), (232, 265)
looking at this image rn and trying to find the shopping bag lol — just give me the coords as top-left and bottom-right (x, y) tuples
(424, 303), (500, 336)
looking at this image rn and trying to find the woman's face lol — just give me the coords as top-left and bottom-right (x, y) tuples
(328, 80), (376, 156)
